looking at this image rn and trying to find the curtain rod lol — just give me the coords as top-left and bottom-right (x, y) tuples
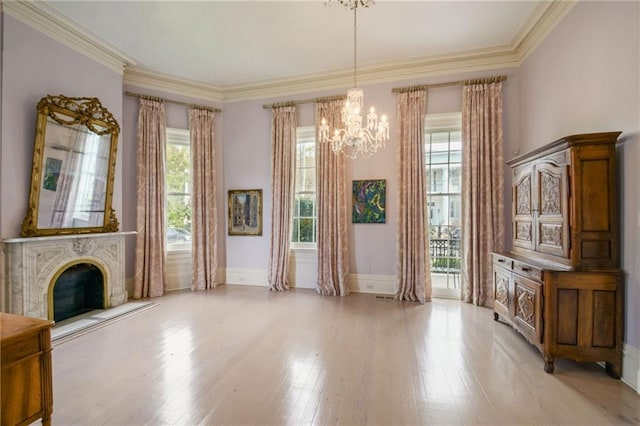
(124, 91), (222, 113)
(391, 75), (507, 93)
(262, 94), (346, 110)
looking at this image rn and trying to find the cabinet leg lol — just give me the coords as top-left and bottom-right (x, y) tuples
(493, 312), (499, 321)
(544, 356), (555, 374)
(605, 361), (621, 379)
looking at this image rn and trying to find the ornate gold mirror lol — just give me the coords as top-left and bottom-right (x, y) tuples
(21, 95), (120, 237)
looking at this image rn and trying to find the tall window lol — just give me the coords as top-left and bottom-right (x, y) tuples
(425, 113), (462, 295)
(166, 128), (192, 250)
(291, 126), (316, 246)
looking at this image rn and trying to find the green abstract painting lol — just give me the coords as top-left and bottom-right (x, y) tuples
(352, 179), (386, 224)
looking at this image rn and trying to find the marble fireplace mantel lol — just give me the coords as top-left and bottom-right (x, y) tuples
(2, 232), (134, 320)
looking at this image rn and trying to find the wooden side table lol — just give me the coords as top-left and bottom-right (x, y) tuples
(1, 313), (54, 426)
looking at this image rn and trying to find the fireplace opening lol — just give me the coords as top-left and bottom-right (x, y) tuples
(53, 263), (105, 322)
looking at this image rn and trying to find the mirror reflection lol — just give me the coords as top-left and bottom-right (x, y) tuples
(38, 118), (111, 228)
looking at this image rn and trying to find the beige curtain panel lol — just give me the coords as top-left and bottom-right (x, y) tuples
(315, 99), (350, 296)
(461, 81), (505, 306)
(190, 108), (218, 291)
(268, 105), (297, 292)
(134, 98), (167, 298)
(396, 89), (431, 303)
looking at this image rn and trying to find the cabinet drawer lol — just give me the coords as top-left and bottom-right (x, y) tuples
(493, 254), (513, 269)
(513, 261), (542, 281)
(1, 332), (42, 366)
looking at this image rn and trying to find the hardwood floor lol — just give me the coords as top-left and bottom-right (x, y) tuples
(49, 285), (639, 425)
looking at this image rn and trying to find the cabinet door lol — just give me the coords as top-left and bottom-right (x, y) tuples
(512, 166), (535, 251)
(513, 274), (543, 345)
(535, 162), (570, 258)
(493, 264), (511, 318)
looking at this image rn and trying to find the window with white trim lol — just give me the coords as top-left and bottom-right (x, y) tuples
(291, 126), (316, 247)
(166, 128), (192, 251)
(425, 113), (462, 295)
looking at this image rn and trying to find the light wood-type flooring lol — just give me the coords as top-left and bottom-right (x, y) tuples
(50, 285), (639, 425)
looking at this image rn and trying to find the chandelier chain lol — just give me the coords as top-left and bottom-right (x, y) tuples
(353, 5), (357, 88)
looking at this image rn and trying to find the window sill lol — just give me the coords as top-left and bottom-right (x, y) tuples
(290, 245), (317, 253)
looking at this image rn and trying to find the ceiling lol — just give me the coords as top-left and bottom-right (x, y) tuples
(39, 0), (549, 91)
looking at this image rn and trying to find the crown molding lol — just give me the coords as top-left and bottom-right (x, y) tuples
(5, 0), (575, 102)
(512, 0), (578, 62)
(2, 0), (136, 74)
(123, 68), (224, 104)
(220, 46), (521, 102)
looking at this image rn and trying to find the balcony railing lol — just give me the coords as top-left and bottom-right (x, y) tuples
(429, 238), (462, 273)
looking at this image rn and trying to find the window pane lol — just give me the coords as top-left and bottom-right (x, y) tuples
(167, 194), (191, 233)
(429, 151), (449, 165)
(299, 218), (315, 242)
(299, 195), (315, 217)
(449, 167), (461, 193)
(292, 218), (299, 242)
(166, 144), (191, 194)
(301, 168), (315, 192)
(450, 130), (462, 142)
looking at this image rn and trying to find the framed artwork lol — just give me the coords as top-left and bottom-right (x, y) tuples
(352, 179), (386, 224)
(228, 189), (263, 236)
(43, 157), (63, 191)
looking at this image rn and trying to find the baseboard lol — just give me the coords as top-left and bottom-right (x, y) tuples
(348, 273), (396, 295)
(622, 343), (640, 393)
(225, 267), (268, 287)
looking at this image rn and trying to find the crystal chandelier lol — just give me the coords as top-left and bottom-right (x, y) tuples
(319, 0), (389, 159)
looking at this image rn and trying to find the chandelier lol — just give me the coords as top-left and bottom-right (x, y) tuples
(319, 0), (389, 159)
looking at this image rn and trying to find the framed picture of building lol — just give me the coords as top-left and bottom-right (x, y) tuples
(228, 189), (262, 236)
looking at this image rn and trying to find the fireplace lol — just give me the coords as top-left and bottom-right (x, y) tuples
(2, 232), (131, 320)
(52, 263), (105, 322)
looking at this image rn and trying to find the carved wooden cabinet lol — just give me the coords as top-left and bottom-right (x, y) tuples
(493, 132), (623, 377)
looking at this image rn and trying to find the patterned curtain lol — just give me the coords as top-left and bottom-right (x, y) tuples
(190, 108), (218, 291)
(268, 104), (297, 292)
(461, 81), (505, 306)
(315, 99), (349, 296)
(134, 98), (167, 298)
(396, 89), (431, 303)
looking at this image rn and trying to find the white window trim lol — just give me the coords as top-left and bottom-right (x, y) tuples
(425, 113), (462, 300)
(166, 127), (192, 252)
(291, 126), (317, 250)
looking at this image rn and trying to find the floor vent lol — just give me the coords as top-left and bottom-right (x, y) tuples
(374, 295), (395, 301)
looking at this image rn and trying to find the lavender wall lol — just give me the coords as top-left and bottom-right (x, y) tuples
(0, 15), (123, 238)
(223, 70), (519, 275)
(519, 1), (640, 348)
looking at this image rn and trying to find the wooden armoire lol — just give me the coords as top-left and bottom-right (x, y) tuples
(492, 132), (623, 377)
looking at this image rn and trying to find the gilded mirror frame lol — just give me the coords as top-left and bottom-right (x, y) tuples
(21, 94), (120, 237)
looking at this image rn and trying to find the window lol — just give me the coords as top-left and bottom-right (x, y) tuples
(166, 128), (192, 250)
(291, 126), (316, 247)
(425, 113), (462, 296)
